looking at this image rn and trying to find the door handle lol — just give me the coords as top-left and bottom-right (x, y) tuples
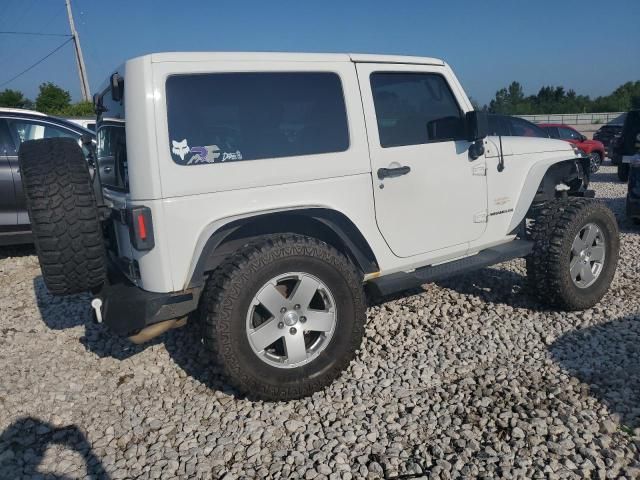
(377, 165), (411, 180)
(104, 166), (112, 173)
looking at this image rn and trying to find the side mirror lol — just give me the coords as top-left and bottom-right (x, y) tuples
(110, 73), (124, 102)
(466, 111), (488, 142)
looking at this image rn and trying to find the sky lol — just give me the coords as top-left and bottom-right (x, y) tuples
(0, 0), (639, 106)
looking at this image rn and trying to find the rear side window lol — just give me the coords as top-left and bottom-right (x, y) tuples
(370, 72), (464, 148)
(7, 119), (79, 148)
(166, 72), (349, 165)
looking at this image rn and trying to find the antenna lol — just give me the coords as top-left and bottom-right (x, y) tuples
(65, 0), (90, 101)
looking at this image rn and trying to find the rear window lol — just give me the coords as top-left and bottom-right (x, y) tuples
(166, 72), (349, 165)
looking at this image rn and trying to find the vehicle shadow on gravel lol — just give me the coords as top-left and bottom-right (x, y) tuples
(0, 417), (109, 479)
(432, 266), (543, 311)
(549, 315), (640, 429)
(32, 275), (239, 395)
(33, 276), (161, 361)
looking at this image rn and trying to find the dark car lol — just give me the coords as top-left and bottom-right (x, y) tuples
(0, 108), (94, 245)
(621, 113), (640, 212)
(488, 114), (549, 138)
(594, 124), (623, 156)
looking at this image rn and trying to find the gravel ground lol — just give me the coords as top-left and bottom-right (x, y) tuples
(1, 163), (639, 479)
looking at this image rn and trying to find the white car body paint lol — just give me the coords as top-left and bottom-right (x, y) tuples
(102, 52), (576, 293)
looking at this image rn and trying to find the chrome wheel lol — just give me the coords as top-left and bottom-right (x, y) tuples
(589, 152), (601, 173)
(246, 272), (337, 368)
(570, 223), (606, 288)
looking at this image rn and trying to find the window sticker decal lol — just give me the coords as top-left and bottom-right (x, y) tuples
(187, 145), (222, 165)
(171, 139), (190, 161)
(222, 150), (243, 162)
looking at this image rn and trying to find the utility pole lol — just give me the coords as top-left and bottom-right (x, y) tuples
(65, 0), (90, 101)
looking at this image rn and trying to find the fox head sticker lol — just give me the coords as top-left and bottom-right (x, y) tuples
(171, 139), (190, 161)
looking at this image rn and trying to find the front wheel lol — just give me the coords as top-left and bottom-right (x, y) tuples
(526, 198), (619, 310)
(199, 234), (366, 400)
(589, 152), (602, 173)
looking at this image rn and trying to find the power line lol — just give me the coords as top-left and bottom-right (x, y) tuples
(0, 37), (73, 88)
(0, 31), (71, 37)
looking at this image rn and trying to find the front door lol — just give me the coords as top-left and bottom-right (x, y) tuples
(0, 120), (17, 226)
(356, 63), (487, 258)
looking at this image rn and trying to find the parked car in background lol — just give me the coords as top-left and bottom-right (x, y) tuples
(488, 114), (549, 138)
(66, 117), (96, 132)
(594, 124), (623, 157)
(539, 123), (605, 173)
(615, 110), (640, 182)
(0, 108), (94, 245)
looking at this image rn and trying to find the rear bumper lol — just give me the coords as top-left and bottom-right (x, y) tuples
(95, 262), (200, 337)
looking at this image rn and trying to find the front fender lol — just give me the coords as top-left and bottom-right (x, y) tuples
(508, 157), (587, 232)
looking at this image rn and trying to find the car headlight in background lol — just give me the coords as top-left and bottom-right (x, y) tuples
(572, 145), (586, 157)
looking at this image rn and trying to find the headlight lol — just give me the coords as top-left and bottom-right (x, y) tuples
(572, 145), (586, 157)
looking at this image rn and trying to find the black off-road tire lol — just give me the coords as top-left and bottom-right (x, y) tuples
(526, 198), (619, 310)
(19, 138), (106, 295)
(198, 234), (366, 400)
(618, 163), (630, 182)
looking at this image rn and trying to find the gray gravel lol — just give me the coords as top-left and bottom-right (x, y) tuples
(1, 163), (639, 479)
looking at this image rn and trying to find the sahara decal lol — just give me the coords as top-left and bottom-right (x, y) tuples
(489, 208), (514, 217)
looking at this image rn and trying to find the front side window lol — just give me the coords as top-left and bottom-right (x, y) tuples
(166, 72), (349, 165)
(558, 127), (582, 140)
(543, 127), (560, 139)
(370, 72), (464, 148)
(0, 119), (16, 154)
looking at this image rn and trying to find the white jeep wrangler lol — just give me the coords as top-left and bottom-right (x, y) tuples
(19, 52), (619, 400)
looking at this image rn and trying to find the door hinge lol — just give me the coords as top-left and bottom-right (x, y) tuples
(474, 211), (488, 223)
(472, 164), (487, 176)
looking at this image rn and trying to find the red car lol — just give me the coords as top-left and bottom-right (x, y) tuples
(539, 123), (605, 173)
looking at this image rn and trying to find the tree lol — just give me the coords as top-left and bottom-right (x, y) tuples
(489, 81), (530, 114)
(0, 88), (31, 108)
(58, 101), (95, 117)
(35, 82), (71, 114)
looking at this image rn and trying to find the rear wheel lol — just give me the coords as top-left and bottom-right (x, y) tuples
(199, 234), (366, 400)
(18, 138), (106, 295)
(526, 198), (619, 310)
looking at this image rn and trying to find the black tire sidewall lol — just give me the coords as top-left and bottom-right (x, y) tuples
(207, 237), (366, 398)
(553, 206), (619, 309)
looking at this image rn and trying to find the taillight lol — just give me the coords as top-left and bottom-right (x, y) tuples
(127, 206), (155, 251)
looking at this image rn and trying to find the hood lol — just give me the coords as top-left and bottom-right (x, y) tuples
(485, 136), (572, 158)
(580, 139), (604, 148)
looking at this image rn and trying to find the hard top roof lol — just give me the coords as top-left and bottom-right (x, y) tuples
(146, 51), (445, 66)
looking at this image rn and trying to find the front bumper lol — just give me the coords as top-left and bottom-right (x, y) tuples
(626, 163), (640, 219)
(622, 154), (640, 164)
(94, 263), (201, 337)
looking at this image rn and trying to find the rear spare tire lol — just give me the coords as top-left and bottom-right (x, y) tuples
(19, 137), (106, 295)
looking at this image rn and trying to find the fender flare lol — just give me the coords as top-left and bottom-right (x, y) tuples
(508, 157), (588, 232)
(185, 207), (379, 289)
